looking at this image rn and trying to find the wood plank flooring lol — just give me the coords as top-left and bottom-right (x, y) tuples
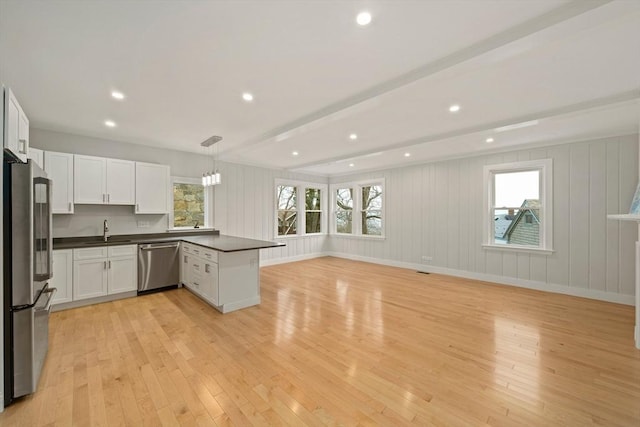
(1, 256), (639, 426)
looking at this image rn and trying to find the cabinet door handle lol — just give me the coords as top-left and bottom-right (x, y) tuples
(193, 282), (199, 287)
(184, 255), (187, 263)
(205, 264), (210, 273)
(108, 194), (110, 203)
(108, 260), (111, 269)
(103, 261), (107, 269)
(102, 194), (105, 203)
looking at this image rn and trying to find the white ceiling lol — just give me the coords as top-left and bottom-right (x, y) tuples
(0, 0), (638, 176)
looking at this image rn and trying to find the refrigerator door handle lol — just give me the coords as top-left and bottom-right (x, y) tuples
(12, 285), (47, 312)
(40, 287), (57, 313)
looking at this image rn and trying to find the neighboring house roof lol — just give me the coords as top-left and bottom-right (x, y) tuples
(503, 199), (540, 239)
(494, 214), (515, 238)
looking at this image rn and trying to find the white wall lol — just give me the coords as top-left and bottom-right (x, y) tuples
(32, 128), (639, 303)
(30, 129), (330, 266)
(328, 135), (639, 304)
(212, 161), (329, 263)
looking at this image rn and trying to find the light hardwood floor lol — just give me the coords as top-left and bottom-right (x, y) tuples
(1, 256), (639, 426)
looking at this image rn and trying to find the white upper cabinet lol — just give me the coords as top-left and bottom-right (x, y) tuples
(107, 158), (136, 204)
(45, 151), (74, 214)
(74, 155), (135, 205)
(135, 162), (170, 214)
(74, 155), (105, 204)
(3, 88), (29, 162)
(28, 147), (44, 169)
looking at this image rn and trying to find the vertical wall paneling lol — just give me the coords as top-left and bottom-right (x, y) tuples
(589, 142), (607, 291)
(569, 144), (590, 289)
(546, 145), (571, 287)
(34, 127), (637, 301)
(618, 138), (638, 295)
(447, 162), (460, 269)
(458, 159), (470, 272)
(605, 142), (620, 293)
(328, 135), (637, 302)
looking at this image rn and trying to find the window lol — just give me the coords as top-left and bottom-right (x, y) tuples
(170, 177), (211, 229)
(331, 179), (385, 237)
(275, 180), (327, 237)
(362, 184), (383, 236)
(305, 188), (322, 234)
(335, 188), (353, 234)
(277, 185), (297, 236)
(483, 160), (552, 252)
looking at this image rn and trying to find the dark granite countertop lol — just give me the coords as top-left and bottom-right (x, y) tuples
(180, 234), (283, 252)
(53, 230), (284, 253)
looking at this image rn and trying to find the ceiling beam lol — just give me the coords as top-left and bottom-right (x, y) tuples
(223, 0), (613, 158)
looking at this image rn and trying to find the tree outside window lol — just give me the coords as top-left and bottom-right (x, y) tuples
(335, 188), (353, 233)
(277, 185), (297, 236)
(305, 188), (322, 234)
(361, 185), (382, 236)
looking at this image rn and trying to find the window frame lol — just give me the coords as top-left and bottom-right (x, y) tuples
(168, 176), (212, 230)
(330, 179), (385, 239)
(482, 159), (553, 254)
(274, 179), (328, 238)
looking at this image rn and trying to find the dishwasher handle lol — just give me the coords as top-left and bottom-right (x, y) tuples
(139, 243), (180, 251)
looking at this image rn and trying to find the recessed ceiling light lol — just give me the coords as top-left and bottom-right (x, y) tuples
(485, 137), (494, 143)
(292, 151), (299, 156)
(111, 91), (125, 100)
(449, 104), (461, 113)
(349, 133), (358, 140)
(242, 92), (254, 102)
(404, 152), (411, 157)
(349, 163), (355, 167)
(356, 11), (372, 26)
(104, 120), (116, 128)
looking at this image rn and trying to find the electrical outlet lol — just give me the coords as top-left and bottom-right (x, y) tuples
(421, 255), (433, 262)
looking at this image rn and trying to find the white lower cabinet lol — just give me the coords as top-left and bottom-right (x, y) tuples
(181, 242), (256, 312)
(73, 258), (108, 300)
(181, 243), (219, 306)
(51, 249), (73, 304)
(203, 260), (219, 306)
(73, 245), (137, 301)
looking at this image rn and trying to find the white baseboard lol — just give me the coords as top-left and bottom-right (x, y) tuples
(260, 252), (326, 267)
(51, 291), (138, 312)
(314, 251), (635, 306)
(220, 296), (261, 313)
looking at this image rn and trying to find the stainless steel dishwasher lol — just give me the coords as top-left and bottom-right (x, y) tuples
(138, 242), (180, 294)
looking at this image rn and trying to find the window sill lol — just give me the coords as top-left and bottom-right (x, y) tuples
(482, 244), (554, 255)
(274, 233), (328, 240)
(167, 227), (215, 233)
(330, 234), (386, 240)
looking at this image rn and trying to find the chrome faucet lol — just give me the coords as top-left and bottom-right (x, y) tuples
(103, 219), (110, 242)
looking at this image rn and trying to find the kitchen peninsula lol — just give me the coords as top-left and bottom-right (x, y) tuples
(52, 231), (283, 313)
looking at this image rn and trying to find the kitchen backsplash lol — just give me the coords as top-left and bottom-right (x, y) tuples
(53, 205), (169, 237)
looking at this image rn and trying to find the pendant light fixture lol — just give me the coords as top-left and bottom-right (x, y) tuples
(201, 135), (222, 187)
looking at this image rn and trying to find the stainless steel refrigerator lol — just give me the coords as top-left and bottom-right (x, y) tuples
(2, 157), (55, 405)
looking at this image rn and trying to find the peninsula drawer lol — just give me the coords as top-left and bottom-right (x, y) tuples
(201, 249), (218, 263)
